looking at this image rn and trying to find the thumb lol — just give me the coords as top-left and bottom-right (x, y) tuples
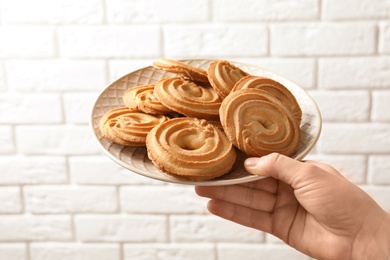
(244, 153), (312, 189)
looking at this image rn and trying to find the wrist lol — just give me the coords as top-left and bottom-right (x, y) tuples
(355, 212), (390, 260)
(373, 213), (390, 259)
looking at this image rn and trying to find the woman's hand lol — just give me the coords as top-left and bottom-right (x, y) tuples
(195, 153), (390, 260)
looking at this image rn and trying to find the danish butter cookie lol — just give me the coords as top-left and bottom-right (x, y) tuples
(153, 58), (209, 83)
(146, 117), (236, 181)
(207, 60), (248, 99)
(220, 89), (301, 157)
(100, 107), (170, 146)
(233, 75), (302, 123)
(123, 84), (172, 115)
(154, 77), (222, 121)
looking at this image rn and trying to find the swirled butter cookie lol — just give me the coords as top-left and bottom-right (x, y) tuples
(154, 77), (222, 121)
(153, 58), (209, 83)
(220, 89), (301, 157)
(233, 75), (302, 123)
(123, 84), (172, 115)
(146, 117), (237, 181)
(99, 107), (170, 146)
(207, 60), (248, 99)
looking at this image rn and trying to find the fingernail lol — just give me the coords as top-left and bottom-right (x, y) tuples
(244, 157), (260, 168)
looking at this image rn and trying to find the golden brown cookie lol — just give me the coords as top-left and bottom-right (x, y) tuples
(219, 89), (301, 157)
(233, 75), (302, 123)
(154, 77), (222, 121)
(123, 84), (172, 115)
(207, 60), (248, 99)
(99, 107), (170, 146)
(153, 58), (209, 83)
(146, 117), (237, 181)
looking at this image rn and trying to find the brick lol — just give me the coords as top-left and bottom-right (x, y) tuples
(0, 94), (62, 124)
(0, 216), (72, 241)
(25, 186), (117, 213)
(308, 90), (370, 122)
(368, 156), (390, 185)
(163, 24), (268, 58)
(380, 22), (390, 54)
(0, 187), (22, 213)
(238, 58), (316, 89)
(217, 244), (308, 260)
(318, 123), (390, 154)
(6, 60), (107, 92)
(30, 243), (120, 260)
(106, 0), (209, 23)
(372, 91), (390, 122)
(108, 59), (155, 82)
(0, 62), (5, 91)
(0, 244), (26, 260)
(120, 186), (207, 214)
(58, 26), (160, 58)
(170, 215), (264, 243)
(271, 23), (376, 56)
(304, 154), (367, 184)
(0, 26), (54, 58)
(123, 244), (215, 260)
(1, 0), (103, 24)
(69, 156), (162, 185)
(323, 0), (390, 19)
(361, 186), (390, 212)
(0, 156), (67, 184)
(15, 125), (100, 155)
(0, 126), (14, 154)
(213, 0), (319, 21)
(318, 57), (390, 89)
(63, 93), (97, 124)
(75, 215), (167, 242)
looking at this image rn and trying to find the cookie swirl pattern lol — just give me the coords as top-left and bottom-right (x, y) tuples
(233, 75), (302, 123)
(99, 107), (170, 146)
(207, 60), (248, 99)
(123, 84), (172, 115)
(153, 58), (209, 83)
(220, 89), (301, 157)
(154, 77), (222, 120)
(146, 117), (236, 181)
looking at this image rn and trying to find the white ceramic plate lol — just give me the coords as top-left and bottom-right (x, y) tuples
(90, 59), (322, 186)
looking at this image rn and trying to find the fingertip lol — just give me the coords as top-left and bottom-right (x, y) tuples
(206, 199), (230, 218)
(206, 199), (215, 211)
(244, 157), (260, 168)
(244, 153), (302, 182)
(244, 155), (272, 176)
(206, 199), (219, 215)
(194, 186), (206, 196)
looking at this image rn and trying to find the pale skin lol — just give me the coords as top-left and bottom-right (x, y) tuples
(195, 153), (390, 260)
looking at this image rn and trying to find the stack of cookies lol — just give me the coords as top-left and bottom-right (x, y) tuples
(99, 58), (302, 181)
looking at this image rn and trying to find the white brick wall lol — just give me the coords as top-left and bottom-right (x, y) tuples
(6, 60), (107, 92)
(58, 26), (161, 58)
(75, 215), (167, 242)
(271, 22), (376, 56)
(30, 243), (121, 260)
(1, 0), (390, 259)
(164, 24), (268, 58)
